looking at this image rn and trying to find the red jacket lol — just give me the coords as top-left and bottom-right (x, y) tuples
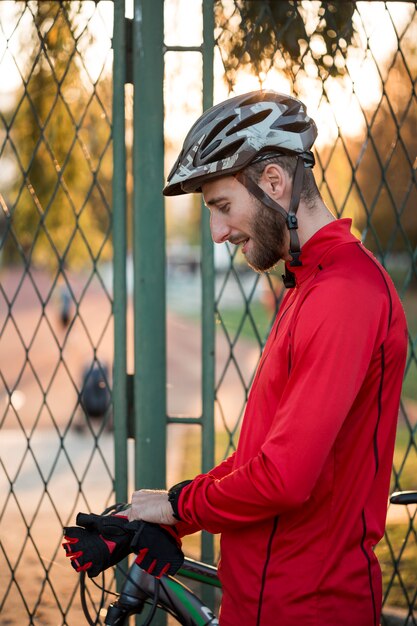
(177, 220), (407, 626)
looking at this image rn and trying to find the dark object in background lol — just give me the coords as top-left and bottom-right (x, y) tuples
(59, 287), (72, 328)
(80, 363), (111, 420)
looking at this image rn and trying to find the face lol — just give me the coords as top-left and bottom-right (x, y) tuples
(202, 175), (288, 273)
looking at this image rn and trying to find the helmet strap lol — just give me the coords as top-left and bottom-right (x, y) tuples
(286, 157), (304, 268)
(235, 156), (305, 270)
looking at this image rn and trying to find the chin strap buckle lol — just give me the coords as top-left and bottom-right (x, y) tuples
(289, 250), (302, 267)
(282, 267), (296, 288)
(287, 216), (302, 267)
(286, 214), (298, 230)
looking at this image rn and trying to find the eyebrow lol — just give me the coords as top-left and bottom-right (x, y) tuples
(204, 195), (229, 208)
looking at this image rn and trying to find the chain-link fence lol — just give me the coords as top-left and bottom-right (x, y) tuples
(210, 2), (417, 622)
(1, 1), (416, 624)
(0, 1), (116, 623)
(166, 1), (417, 622)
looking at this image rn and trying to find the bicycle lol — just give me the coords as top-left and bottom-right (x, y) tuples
(80, 554), (221, 625)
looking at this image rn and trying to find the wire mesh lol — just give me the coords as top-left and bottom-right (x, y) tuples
(0, 1), (416, 625)
(0, 1), (116, 623)
(211, 2), (417, 623)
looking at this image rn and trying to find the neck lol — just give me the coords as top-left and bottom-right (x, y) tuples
(295, 199), (335, 248)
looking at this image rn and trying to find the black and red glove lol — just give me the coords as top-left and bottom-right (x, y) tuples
(63, 511), (184, 579)
(131, 522), (184, 577)
(63, 512), (135, 577)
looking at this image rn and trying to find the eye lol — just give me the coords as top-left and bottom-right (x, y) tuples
(218, 204), (230, 214)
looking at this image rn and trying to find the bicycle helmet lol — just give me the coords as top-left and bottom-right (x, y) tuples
(163, 90), (317, 197)
(163, 91), (318, 284)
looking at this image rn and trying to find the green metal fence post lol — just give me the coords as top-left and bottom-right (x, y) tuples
(112, 0), (128, 508)
(201, 1), (215, 570)
(132, 0), (166, 491)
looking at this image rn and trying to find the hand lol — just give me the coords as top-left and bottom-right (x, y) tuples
(128, 489), (177, 525)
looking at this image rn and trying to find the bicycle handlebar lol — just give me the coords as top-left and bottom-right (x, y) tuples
(104, 558), (220, 625)
(105, 562), (153, 625)
(390, 491), (417, 505)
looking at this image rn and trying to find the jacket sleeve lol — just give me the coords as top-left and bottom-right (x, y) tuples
(173, 453), (236, 537)
(207, 452), (236, 479)
(177, 279), (390, 533)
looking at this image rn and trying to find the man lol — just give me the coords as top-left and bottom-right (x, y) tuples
(128, 91), (407, 626)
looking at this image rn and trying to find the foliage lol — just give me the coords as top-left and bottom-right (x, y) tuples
(215, 0), (356, 86)
(353, 60), (417, 255)
(212, 1), (417, 259)
(1, 1), (112, 270)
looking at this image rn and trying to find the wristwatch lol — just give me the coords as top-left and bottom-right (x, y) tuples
(167, 480), (192, 520)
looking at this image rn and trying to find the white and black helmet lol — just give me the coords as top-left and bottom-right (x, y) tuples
(163, 90), (317, 197)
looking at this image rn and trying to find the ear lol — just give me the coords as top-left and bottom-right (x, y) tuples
(259, 163), (287, 199)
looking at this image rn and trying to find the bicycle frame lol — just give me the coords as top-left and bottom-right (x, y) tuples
(104, 557), (220, 625)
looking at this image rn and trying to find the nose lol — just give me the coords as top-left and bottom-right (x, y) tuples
(210, 211), (230, 244)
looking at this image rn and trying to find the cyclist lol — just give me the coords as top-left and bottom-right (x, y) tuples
(128, 91), (408, 626)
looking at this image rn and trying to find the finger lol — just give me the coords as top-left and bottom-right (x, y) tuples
(146, 559), (157, 575)
(75, 560), (93, 573)
(66, 549), (83, 561)
(63, 535), (79, 542)
(135, 548), (159, 574)
(157, 563), (171, 579)
(62, 540), (82, 557)
(135, 547), (149, 565)
(76, 512), (99, 529)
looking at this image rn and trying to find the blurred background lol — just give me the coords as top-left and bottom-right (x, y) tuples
(0, 1), (416, 624)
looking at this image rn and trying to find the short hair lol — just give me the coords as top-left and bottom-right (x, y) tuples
(244, 155), (320, 208)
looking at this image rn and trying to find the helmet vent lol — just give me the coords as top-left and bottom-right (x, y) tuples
(200, 139), (222, 160)
(272, 120), (309, 133)
(200, 114), (236, 155)
(226, 109), (271, 135)
(206, 138), (245, 163)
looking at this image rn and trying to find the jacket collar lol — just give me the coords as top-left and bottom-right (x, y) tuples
(284, 218), (359, 287)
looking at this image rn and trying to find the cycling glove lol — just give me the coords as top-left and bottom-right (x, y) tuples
(63, 511), (183, 579)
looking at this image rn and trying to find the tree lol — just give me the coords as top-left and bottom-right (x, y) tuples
(352, 56), (417, 257)
(1, 1), (112, 270)
(214, 0), (416, 260)
(215, 0), (356, 87)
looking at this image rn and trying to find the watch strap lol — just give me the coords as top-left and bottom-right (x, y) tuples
(167, 480), (193, 520)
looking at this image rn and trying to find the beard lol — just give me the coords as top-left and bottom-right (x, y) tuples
(245, 198), (287, 273)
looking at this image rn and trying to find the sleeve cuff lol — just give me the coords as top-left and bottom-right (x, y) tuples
(168, 480), (193, 520)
